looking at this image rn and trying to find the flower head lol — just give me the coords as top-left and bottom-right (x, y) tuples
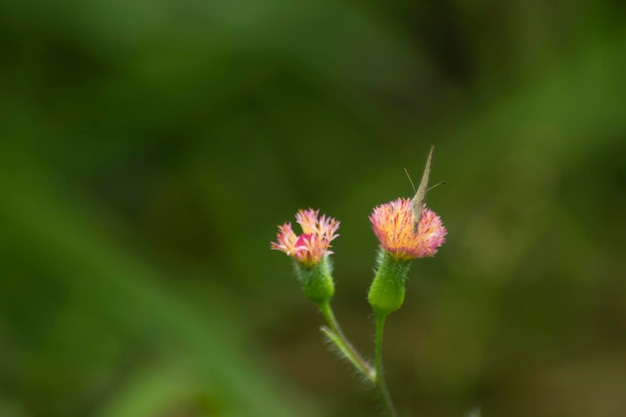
(369, 197), (446, 261)
(271, 209), (340, 267)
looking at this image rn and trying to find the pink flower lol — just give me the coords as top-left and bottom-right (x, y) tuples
(370, 198), (446, 261)
(271, 209), (340, 267)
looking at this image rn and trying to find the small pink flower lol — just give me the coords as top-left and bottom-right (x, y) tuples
(271, 209), (340, 267)
(370, 198), (446, 261)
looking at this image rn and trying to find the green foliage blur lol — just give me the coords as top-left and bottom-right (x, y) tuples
(1, 0), (625, 416)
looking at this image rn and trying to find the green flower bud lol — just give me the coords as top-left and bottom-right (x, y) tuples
(368, 250), (411, 316)
(294, 254), (335, 305)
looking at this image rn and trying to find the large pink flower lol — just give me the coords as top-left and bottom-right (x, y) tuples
(271, 209), (340, 267)
(370, 198), (446, 261)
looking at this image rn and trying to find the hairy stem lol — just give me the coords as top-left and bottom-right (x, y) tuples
(317, 301), (375, 382)
(374, 313), (398, 417)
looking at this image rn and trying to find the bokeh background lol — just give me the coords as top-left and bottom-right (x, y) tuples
(1, 0), (625, 416)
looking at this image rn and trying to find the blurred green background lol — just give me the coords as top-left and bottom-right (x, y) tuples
(1, 0), (625, 416)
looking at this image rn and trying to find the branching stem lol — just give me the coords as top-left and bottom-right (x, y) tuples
(317, 301), (375, 382)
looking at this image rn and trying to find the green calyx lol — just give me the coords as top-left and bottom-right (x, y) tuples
(368, 250), (412, 316)
(293, 255), (335, 304)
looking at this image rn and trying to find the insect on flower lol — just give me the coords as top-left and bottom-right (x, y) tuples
(370, 198), (446, 261)
(410, 146), (434, 232)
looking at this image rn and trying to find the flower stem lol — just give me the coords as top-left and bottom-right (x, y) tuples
(317, 301), (375, 382)
(374, 312), (398, 417)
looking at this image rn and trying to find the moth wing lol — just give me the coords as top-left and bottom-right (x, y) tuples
(411, 146), (434, 231)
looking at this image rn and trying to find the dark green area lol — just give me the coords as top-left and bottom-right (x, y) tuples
(1, 0), (625, 416)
